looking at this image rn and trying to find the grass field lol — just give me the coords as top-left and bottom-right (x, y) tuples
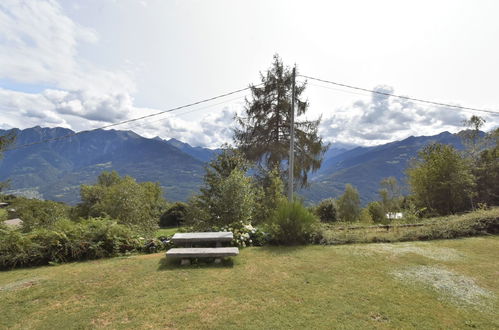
(1, 236), (498, 329)
(156, 227), (183, 238)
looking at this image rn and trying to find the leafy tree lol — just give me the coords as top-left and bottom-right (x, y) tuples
(253, 167), (287, 224)
(473, 128), (499, 206)
(359, 208), (373, 224)
(97, 170), (122, 187)
(407, 143), (475, 215)
(315, 198), (338, 222)
(76, 171), (167, 235)
(379, 176), (402, 213)
(9, 197), (69, 232)
(234, 54), (327, 187)
(460, 115), (486, 158)
(367, 201), (386, 224)
(185, 148), (258, 229)
(337, 184), (361, 222)
(160, 202), (187, 228)
(200, 146), (249, 199)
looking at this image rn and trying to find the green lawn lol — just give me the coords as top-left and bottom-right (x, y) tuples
(1, 236), (498, 329)
(156, 227), (183, 238)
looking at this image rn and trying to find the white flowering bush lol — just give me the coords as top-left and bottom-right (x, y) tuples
(217, 222), (268, 247)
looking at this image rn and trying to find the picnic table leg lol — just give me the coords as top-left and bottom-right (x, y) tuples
(181, 258), (191, 266)
(214, 258), (222, 264)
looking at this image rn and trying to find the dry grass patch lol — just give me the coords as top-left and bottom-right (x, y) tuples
(0, 278), (42, 292)
(392, 265), (496, 309)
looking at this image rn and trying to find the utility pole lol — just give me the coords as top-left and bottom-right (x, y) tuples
(288, 66), (296, 202)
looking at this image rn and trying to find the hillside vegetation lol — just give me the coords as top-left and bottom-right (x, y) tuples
(0, 127), (208, 203)
(0, 236), (497, 329)
(0, 127), (469, 205)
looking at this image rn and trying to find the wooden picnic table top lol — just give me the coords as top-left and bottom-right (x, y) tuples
(171, 232), (233, 243)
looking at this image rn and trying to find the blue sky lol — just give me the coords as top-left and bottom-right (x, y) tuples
(1, 0), (498, 147)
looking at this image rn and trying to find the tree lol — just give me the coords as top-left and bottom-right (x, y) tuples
(0, 131), (16, 192)
(315, 198), (338, 222)
(407, 143), (474, 215)
(253, 167), (287, 224)
(75, 171), (167, 235)
(9, 197), (69, 232)
(185, 148), (258, 229)
(367, 201), (386, 224)
(160, 202), (187, 228)
(337, 184), (361, 222)
(199, 146), (249, 199)
(473, 128), (499, 206)
(460, 115), (486, 158)
(234, 54), (327, 187)
(378, 177), (402, 213)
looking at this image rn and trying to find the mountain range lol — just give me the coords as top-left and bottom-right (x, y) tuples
(0, 126), (466, 205)
(301, 131), (465, 204)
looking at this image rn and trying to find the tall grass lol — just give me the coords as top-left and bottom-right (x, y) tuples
(320, 208), (499, 245)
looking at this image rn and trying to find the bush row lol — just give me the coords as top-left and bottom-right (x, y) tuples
(0, 217), (169, 270)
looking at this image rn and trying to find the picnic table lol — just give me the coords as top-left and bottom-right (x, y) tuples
(171, 232), (234, 247)
(166, 232), (239, 265)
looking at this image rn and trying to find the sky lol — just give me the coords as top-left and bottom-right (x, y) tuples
(1, 0), (498, 148)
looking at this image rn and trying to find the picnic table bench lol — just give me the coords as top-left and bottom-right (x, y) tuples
(166, 232), (239, 265)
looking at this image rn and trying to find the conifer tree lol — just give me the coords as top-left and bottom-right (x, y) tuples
(234, 54), (327, 187)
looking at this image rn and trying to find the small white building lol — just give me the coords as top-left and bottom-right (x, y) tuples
(386, 212), (403, 220)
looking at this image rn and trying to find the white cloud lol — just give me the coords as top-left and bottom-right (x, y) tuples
(1, 1), (497, 149)
(319, 85), (495, 146)
(0, 0), (135, 126)
(124, 107), (237, 149)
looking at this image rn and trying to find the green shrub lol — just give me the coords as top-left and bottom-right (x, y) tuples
(315, 198), (338, 222)
(186, 169), (258, 230)
(253, 167), (287, 224)
(9, 197), (70, 232)
(367, 201), (386, 224)
(359, 208), (373, 224)
(337, 184), (361, 222)
(265, 200), (320, 245)
(0, 217), (144, 270)
(0, 208), (7, 222)
(0, 230), (42, 268)
(407, 143), (475, 215)
(75, 171), (166, 235)
(160, 202), (187, 228)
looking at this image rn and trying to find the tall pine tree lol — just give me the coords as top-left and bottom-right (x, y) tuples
(234, 54), (327, 187)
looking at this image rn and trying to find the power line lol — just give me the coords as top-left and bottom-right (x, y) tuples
(3, 85), (256, 152)
(124, 93), (248, 131)
(307, 82), (374, 98)
(300, 74), (499, 116)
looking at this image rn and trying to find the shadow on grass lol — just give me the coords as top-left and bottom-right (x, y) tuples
(157, 257), (234, 271)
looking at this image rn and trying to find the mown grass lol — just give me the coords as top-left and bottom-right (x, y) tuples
(1, 236), (498, 329)
(156, 227), (183, 238)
